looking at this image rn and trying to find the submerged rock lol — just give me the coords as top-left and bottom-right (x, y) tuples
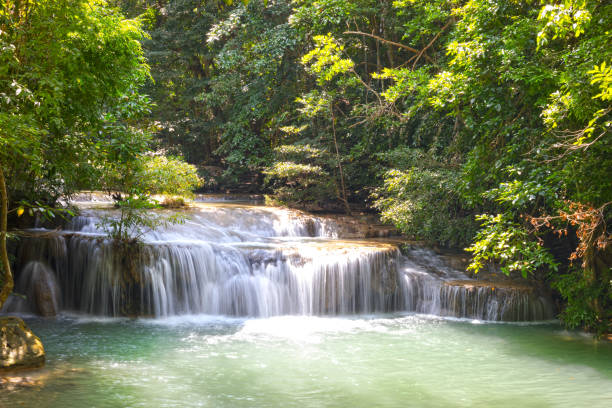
(0, 317), (45, 372)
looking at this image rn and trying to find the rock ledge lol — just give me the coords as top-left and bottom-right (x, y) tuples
(0, 317), (45, 372)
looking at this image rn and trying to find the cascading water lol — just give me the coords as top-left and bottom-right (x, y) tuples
(4, 202), (555, 321)
(3, 261), (62, 317)
(399, 247), (555, 321)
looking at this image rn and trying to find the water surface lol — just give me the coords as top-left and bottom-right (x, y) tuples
(2, 314), (611, 408)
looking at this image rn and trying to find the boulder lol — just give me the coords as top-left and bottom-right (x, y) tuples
(0, 317), (45, 372)
(10, 261), (61, 317)
(34, 274), (60, 317)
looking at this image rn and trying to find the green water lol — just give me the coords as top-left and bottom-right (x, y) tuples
(1, 314), (611, 407)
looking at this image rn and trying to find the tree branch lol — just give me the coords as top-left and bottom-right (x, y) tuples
(343, 30), (433, 63)
(412, 19), (454, 69)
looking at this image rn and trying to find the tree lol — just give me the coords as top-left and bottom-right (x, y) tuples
(98, 153), (203, 242)
(113, 0), (611, 334)
(0, 0), (151, 307)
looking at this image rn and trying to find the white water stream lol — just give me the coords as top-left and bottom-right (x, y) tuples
(5, 202), (554, 321)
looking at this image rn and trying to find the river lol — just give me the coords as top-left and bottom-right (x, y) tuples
(1, 199), (611, 406)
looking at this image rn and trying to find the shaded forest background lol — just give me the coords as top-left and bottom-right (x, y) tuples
(1, 0), (610, 335)
(111, 0), (610, 335)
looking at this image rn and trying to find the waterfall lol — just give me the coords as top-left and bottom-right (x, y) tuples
(398, 248), (555, 321)
(3, 203), (555, 321)
(9, 235), (400, 317)
(4, 261), (62, 317)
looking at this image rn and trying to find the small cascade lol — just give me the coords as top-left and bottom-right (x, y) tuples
(5, 202), (555, 321)
(9, 235), (401, 317)
(63, 204), (341, 240)
(397, 248), (554, 320)
(398, 269), (553, 321)
(438, 281), (554, 321)
(3, 261), (62, 317)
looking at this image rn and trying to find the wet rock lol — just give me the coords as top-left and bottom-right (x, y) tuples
(0, 317), (45, 372)
(439, 254), (470, 272)
(304, 218), (317, 237)
(445, 279), (536, 291)
(34, 275), (59, 317)
(315, 213), (400, 239)
(8, 261), (61, 317)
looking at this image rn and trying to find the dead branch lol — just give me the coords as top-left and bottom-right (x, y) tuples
(527, 201), (612, 264)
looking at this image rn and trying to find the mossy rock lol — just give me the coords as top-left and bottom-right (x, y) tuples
(0, 317), (45, 372)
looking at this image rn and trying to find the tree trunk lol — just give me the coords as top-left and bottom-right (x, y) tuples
(382, 1), (395, 67)
(0, 167), (13, 308)
(330, 105), (351, 215)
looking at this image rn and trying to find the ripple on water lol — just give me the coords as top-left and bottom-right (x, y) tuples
(1, 315), (611, 408)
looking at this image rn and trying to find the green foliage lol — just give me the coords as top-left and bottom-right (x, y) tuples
(302, 34), (355, 85)
(0, 0), (151, 205)
(14, 200), (76, 224)
(0, 1), (203, 247)
(466, 214), (559, 278)
(116, 0), (612, 334)
(133, 0), (302, 186)
(97, 196), (185, 243)
(588, 62), (612, 102)
(373, 67), (429, 106)
(137, 155), (203, 197)
(552, 267), (611, 336)
(374, 168), (476, 247)
(264, 144), (336, 209)
(373, 148), (477, 247)
(266, 162), (325, 179)
(99, 152), (202, 242)
(537, 0), (592, 46)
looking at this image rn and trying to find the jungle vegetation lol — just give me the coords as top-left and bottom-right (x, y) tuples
(0, 0), (610, 335)
(0, 0), (200, 308)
